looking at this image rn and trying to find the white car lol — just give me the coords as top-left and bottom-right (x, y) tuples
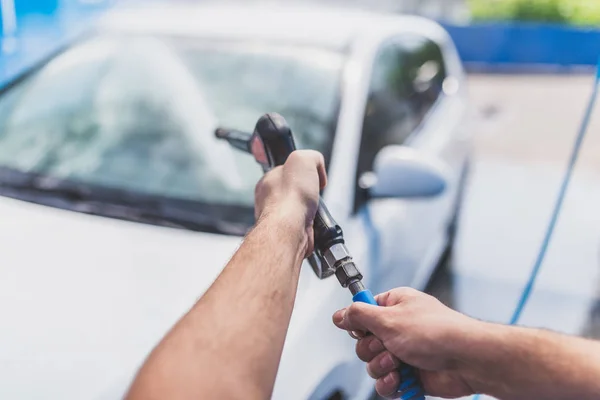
(0, 3), (471, 400)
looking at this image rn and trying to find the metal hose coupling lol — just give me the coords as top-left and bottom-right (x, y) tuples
(322, 245), (426, 400)
(322, 243), (364, 292)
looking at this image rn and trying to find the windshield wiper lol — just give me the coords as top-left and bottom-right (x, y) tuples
(0, 167), (250, 236)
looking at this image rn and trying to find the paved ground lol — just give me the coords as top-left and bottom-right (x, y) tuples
(427, 73), (600, 398)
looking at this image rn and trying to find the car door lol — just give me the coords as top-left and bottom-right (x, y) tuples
(353, 33), (463, 293)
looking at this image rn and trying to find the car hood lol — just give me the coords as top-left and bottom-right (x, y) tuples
(0, 195), (246, 400)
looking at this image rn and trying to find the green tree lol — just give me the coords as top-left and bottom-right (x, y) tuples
(468, 0), (600, 26)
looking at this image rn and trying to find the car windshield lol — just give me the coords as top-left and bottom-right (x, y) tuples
(0, 35), (343, 233)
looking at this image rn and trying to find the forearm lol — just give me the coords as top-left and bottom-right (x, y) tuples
(461, 322), (600, 399)
(126, 210), (306, 400)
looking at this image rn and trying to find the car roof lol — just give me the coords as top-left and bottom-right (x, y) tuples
(97, 2), (447, 52)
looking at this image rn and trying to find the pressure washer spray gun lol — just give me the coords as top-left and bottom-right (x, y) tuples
(216, 113), (425, 400)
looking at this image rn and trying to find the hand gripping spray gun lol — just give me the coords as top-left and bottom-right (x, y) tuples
(216, 113), (425, 400)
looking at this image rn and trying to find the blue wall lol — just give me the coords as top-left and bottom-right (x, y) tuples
(443, 23), (600, 70)
(0, 0), (107, 32)
(2, 3), (600, 79)
(0, 1), (112, 86)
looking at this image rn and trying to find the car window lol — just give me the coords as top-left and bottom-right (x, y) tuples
(0, 35), (343, 229)
(179, 41), (341, 154)
(354, 34), (447, 209)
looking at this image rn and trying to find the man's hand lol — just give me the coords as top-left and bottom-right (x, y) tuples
(333, 288), (600, 400)
(332, 288), (478, 399)
(255, 150), (327, 257)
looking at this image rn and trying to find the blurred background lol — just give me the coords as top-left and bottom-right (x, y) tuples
(1, 1), (599, 400)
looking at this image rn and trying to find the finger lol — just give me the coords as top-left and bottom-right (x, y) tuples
(333, 310), (367, 338)
(375, 371), (401, 399)
(332, 307), (347, 328)
(254, 175), (268, 220)
(348, 330), (367, 340)
(331, 304), (374, 333)
(367, 350), (400, 379)
(254, 168), (283, 220)
(375, 287), (421, 307)
(290, 150), (327, 189)
(314, 152), (327, 190)
(332, 302), (389, 336)
(356, 336), (385, 362)
(254, 166), (282, 197)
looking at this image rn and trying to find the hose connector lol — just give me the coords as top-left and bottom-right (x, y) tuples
(322, 243), (363, 289)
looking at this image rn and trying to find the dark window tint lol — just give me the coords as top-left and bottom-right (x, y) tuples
(355, 35), (447, 208)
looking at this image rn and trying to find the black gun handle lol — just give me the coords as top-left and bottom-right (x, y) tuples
(254, 113), (345, 256)
(313, 201), (345, 254)
(253, 113), (296, 168)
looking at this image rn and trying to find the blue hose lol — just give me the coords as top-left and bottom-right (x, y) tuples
(353, 289), (426, 400)
(471, 61), (600, 400)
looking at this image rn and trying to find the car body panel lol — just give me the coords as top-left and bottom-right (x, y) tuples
(326, 12), (470, 294)
(0, 195), (237, 399)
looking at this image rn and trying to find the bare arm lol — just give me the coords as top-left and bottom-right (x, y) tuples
(332, 288), (600, 400)
(465, 321), (600, 400)
(125, 150), (326, 400)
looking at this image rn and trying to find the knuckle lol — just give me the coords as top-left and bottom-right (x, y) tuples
(287, 150), (302, 163)
(355, 338), (373, 362)
(367, 351), (397, 379)
(384, 352), (400, 370)
(345, 304), (362, 324)
(254, 176), (266, 193)
(258, 168), (281, 190)
(268, 165), (284, 179)
(288, 149), (322, 167)
(308, 149), (324, 162)
(376, 308), (399, 334)
(287, 150), (312, 167)
(392, 287), (420, 301)
(375, 371), (400, 398)
(399, 287), (420, 297)
(355, 341), (366, 361)
(366, 361), (378, 379)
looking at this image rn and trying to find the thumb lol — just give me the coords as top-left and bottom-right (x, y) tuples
(332, 302), (390, 337)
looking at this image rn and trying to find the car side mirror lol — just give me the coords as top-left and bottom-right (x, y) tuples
(359, 145), (449, 199)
